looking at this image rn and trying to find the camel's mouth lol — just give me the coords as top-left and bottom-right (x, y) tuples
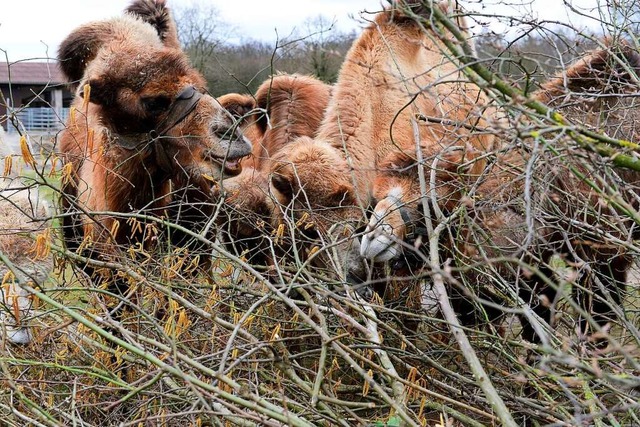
(211, 154), (246, 176)
(207, 134), (252, 177)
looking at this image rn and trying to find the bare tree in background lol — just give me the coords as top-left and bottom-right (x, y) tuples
(173, 6), (355, 95)
(606, 0), (640, 36)
(173, 1), (235, 73)
(296, 15), (356, 82)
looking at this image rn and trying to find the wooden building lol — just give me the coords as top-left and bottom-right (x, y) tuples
(0, 62), (72, 132)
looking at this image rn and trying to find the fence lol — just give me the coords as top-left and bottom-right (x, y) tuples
(6, 106), (70, 133)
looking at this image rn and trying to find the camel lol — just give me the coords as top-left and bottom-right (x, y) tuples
(360, 42), (640, 342)
(216, 74), (333, 264)
(58, 0), (251, 299)
(267, 1), (494, 279)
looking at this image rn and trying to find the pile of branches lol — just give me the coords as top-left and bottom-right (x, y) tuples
(1, 2), (640, 427)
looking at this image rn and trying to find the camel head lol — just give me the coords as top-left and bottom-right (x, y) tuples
(269, 137), (361, 236)
(58, 2), (252, 186)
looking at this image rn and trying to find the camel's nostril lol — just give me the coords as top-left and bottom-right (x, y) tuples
(212, 126), (233, 140)
(212, 127), (251, 149)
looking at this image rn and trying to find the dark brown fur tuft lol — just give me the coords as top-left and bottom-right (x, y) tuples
(537, 43), (640, 104)
(125, 0), (180, 49)
(57, 22), (113, 87)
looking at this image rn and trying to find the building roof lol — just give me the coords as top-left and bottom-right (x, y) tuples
(0, 62), (65, 85)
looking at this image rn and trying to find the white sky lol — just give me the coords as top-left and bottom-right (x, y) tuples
(0, 0), (604, 62)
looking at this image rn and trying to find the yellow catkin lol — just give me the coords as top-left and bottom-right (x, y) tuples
(60, 162), (74, 186)
(10, 291), (22, 321)
(242, 314), (255, 328)
(371, 292), (384, 306)
(163, 300), (192, 338)
(3, 155), (12, 176)
(32, 229), (51, 260)
(127, 217), (143, 235)
(110, 220), (120, 242)
(87, 127), (95, 154)
(270, 323), (281, 342)
(274, 223), (285, 245)
(175, 308), (191, 337)
(332, 378), (342, 395)
(114, 347), (126, 367)
(331, 357), (340, 370)
(405, 366), (419, 402)
(55, 348), (68, 365)
(20, 136), (36, 168)
(48, 156), (59, 177)
(295, 211), (310, 228)
(362, 369), (373, 397)
(82, 84), (91, 110)
(29, 292), (38, 312)
(407, 366), (418, 383)
(183, 254), (200, 274)
(205, 287), (219, 311)
(77, 229), (94, 253)
(69, 106), (77, 129)
(163, 316), (175, 337)
(417, 396), (427, 422)
(2, 271), (15, 286)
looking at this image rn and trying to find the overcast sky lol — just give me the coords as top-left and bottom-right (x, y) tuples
(0, 0), (603, 62)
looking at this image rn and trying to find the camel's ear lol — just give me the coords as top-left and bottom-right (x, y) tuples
(218, 93), (257, 125)
(271, 171), (296, 202)
(395, 1), (456, 19)
(403, 0), (455, 14)
(436, 0), (456, 15)
(58, 22), (114, 88)
(125, 0), (180, 49)
(329, 184), (356, 206)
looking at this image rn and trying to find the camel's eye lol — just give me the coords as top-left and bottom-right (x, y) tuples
(141, 95), (171, 114)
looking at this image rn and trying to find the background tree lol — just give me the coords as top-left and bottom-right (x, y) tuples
(174, 1), (235, 74)
(174, 4), (355, 95)
(294, 15), (356, 82)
